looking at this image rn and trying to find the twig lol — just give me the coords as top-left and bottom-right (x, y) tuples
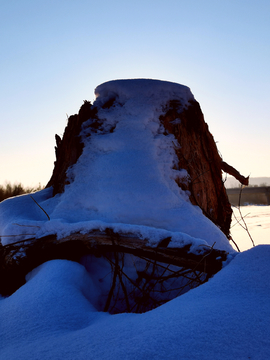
(232, 185), (255, 248)
(104, 258), (118, 312)
(12, 223), (41, 228)
(111, 232), (130, 312)
(1, 237), (36, 247)
(230, 211), (250, 229)
(30, 195), (50, 220)
(0, 234), (36, 238)
(228, 235), (240, 252)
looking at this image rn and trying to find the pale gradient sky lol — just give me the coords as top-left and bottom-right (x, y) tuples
(1, 0), (269, 186)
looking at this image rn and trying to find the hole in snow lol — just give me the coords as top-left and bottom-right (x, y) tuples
(80, 252), (207, 314)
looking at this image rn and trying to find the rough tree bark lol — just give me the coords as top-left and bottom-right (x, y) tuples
(46, 101), (95, 195)
(160, 99), (248, 237)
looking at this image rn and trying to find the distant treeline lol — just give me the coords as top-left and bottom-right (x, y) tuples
(225, 176), (270, 188)
(228, 183), (269, 188)
(226, 186), (270, 206)
(0, 183), (43, 203)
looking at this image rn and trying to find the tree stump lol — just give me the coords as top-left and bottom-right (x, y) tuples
(47, 85), (248, 238)
(1, 79), (249, 308)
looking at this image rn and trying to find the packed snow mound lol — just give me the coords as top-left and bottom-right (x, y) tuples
(1, 245), (270, 359)
(94, 78), (194, 107)
(0, 79), (234, 253)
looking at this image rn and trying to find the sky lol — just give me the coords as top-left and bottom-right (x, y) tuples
(1, 0), (269, 187)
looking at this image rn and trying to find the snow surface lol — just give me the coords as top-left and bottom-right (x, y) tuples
(1, 244), (270, 359)
(0, 79), (233, 253)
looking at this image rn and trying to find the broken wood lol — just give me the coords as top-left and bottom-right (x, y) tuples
(221, 161), (249, 186)
(0, 230), (228, 297)
(46, 101), (96, 195)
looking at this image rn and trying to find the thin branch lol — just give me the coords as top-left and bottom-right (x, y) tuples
(104, 258), (118, 312)
(228, 235), (240, 253)
(30, 195), (50, 220)
(1, 236), (36, 247)
(12, 223), (41, 228)
(230, 211), (250, 229)
(233, 186), (255, 248)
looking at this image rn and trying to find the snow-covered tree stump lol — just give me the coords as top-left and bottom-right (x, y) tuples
(47, 81), (248, 238)
(0, 79), (249, 310)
